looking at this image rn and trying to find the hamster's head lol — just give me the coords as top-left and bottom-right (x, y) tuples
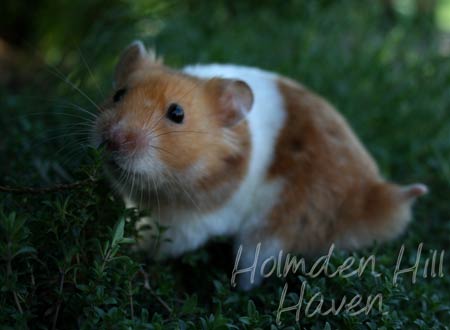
(93, 41), (253, 202)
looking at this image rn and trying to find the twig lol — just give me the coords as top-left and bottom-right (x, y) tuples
(12, 291), (24, 314)
(28, 261), (36, 303)
(128, 280), (135, 321)
(7, 259), (24, 314)
(0, 178), (98, 194)
(52, 269), (65, 330)
(139, 267), (172, 314)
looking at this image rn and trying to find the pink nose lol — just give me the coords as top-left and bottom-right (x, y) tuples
(104, 126), (146, 154)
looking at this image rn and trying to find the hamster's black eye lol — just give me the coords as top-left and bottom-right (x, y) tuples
(166, 103), (184, 124)
(113, 88), (127, 103)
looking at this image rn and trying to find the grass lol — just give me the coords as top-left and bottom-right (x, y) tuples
(1, 0), (450, 329)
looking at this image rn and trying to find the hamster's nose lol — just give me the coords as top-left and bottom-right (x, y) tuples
(103, 126), (146, 154)
(103, 128), (125, 152)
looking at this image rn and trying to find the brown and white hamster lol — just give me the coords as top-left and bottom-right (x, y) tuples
(93, 41), (427, 288)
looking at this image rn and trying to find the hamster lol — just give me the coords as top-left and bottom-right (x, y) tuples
(93, 41), (427, 288)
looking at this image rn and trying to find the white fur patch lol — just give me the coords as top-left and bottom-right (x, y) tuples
(151, 64), (287, 257)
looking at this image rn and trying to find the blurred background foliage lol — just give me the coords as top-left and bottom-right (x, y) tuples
(1, 0), (450, 81)
(1, 0), (450, 329)
(2, 0), (450, 184)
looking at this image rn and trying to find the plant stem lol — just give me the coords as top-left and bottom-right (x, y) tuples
(139, 267), (172, 314)
(0, 178), (98, 195)
(52, 269), (65, 330)
(6, 254), (24, 314)
(128, 280), (134, 321)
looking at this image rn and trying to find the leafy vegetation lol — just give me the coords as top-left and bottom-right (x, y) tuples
(1, 0), (449, 329)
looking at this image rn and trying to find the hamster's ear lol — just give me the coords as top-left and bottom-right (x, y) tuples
(206, 78), (254, 127)
(114, 40), (162, 87)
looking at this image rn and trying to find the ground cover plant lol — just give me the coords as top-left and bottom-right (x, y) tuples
(1, 0), (450, 329)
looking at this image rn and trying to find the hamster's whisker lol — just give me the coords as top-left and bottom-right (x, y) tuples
(77, 48), (106, 99)
(119, 140), (139, 149)
(113, 168), (128, 192)
(42, 97), (99, 119)
(145, 175), (151, 209)
(38, 131), (94, 143)
(114, 170), (129, 198)
(54, 132), (91, 148)
(27, 132), (92, 153)
(152, 130), (211, 139)
(24, 111), (97, 124)
(129, 148), (140, 199)
(143, 108), (158, 130)
(166, 171), (201, 212)
(59, 122), (95, 129)
(25, 129), (93, 161)
(37, 125), (93, 138)
(48, 137), (91, 166)
(130, 172), (136, 201)
(42, 123), (95, 135)
(149, 145), (178, 159)
(59, 143), (91, 166)
(19, 96), (98, 120)
(112, 176), (126, 196)
(150, 175), (161, 221)
(146, 125), (170, 137)
(127, 162), (137, 193)
(173, 78), (203, 104)
(149, 111), (169, 132)
(54, 136), (91, 154)
(139, 175), (144, 208)
(44, 63), (102, 112)
(56, 103), (98, 120)
(146, 124), (185, 137)
(28, 47), (101, 113)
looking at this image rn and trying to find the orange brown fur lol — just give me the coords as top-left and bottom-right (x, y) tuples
(263, 78), (416, 253)
(96, 41), (427, 270)
(101, 61), (251, 211)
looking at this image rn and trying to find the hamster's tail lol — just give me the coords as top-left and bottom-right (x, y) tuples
(334, 181), (428, 250)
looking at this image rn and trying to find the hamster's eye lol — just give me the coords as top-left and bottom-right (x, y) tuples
(113, 88), (127, 103)
(166, 103), (184, 124)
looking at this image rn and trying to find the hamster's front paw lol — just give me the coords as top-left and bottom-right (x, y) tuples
(132, 215), (168, 259)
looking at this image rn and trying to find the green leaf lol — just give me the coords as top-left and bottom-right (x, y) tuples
(110, 256), (130, 263)
(181, 295), (198, 314)
(111, 216), (125, 247)
(247, 300), (257, 318)
(238, 317), (250, 325)
(12, 246), (36, 259)
(118, 237), (135, 245)
(76, 284), (89, 292)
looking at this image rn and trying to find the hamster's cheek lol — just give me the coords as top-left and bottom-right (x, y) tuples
(129, 152), (166, 176)
(156, 134), (202, 172)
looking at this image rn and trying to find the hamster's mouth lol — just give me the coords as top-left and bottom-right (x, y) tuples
(105, 157), (142, 177)
(105, 158), (128, 174)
